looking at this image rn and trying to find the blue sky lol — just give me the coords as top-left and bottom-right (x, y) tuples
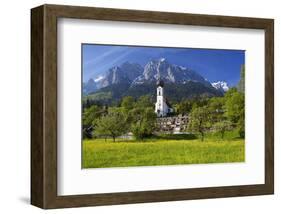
(82, 44), (245, 87)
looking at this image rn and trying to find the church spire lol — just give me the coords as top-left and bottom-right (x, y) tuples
(156, 79), (164, 87)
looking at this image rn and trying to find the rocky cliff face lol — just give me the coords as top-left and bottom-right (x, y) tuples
(132, 58), (211, 87)
(83, 58), (224, 104)
(83, 78), (97, 94)
(98, 62), (143, 88)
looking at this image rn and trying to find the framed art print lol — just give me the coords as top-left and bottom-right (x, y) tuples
(31, 4), (274, 209)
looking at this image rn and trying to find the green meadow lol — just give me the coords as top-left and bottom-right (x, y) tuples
(82, 133), (245, 168)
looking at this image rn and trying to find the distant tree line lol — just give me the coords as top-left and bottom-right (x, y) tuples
(187, 88), (244, 141)
(83, 95), (156, 141)
(82, 88), (244, 142)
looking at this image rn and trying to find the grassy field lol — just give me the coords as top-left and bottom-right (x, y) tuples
(82, 133), (245, 168)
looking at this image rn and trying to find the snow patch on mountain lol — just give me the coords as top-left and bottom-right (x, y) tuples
(94, 75), (104, 82)
(211, 81), (229, 92)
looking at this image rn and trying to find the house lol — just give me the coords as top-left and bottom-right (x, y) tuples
(155, 80), (173, 117)
(156, 114), (189, 133)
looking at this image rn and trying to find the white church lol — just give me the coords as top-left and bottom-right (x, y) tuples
(155, 80), (173, 117)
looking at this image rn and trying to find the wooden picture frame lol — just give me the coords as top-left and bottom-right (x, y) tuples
(31, 4), (274, 209)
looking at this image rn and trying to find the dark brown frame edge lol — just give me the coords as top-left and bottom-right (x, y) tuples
(31, 4), (274, 209)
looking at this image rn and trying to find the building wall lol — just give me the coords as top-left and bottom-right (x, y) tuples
(156, 86), (166, 117)
(156, 115), (189, 133)
(155, 86), (173, 117)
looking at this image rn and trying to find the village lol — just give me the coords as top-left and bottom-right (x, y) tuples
(154, 79), (189, 134)
(156, 115), (189, 134)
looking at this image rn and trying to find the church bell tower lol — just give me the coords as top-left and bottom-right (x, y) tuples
(155, 80), (165, 117)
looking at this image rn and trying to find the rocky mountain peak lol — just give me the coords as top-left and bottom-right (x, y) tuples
(211, 81), (229, 92)
(83, 58), (226, 96)
(133, 58), (210, 87)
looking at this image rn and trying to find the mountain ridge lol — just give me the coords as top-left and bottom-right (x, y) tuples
(131, 58), (211, 87)
(83, 58), (217, 95)
(83, 58), (227, 105)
